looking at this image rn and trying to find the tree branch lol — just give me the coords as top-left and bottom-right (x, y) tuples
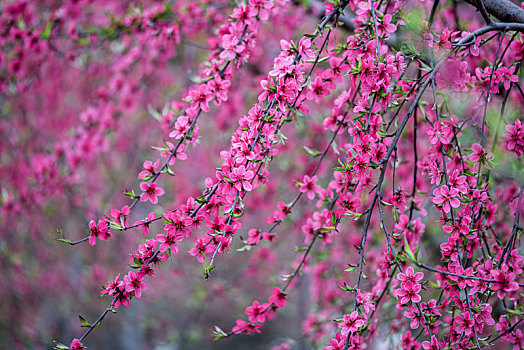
(462, 0), (524, 24)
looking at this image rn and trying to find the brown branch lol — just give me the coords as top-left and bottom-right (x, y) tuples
(462, 0), (524, 24)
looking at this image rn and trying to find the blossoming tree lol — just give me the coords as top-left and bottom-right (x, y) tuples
(1, 0), (524, 349)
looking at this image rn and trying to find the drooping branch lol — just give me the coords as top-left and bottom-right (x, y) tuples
(462, 0), (524, 24)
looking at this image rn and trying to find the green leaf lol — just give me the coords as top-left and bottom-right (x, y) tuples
(344, 263), (356, 272)
(404, 236), (416, 262)
(332, 141), (340, 156)
(202, 264), (214, 278)
(348, 211), (363, 220)
(338, 282), (356, 292)
(281, 273), (293, 281)
(132, 254), (142, 266)
(428, 280), (440, 288)
(165, 166), (175, 176)
(77, 37), (91, 46)
(232, 210), (245, 218)
(236, 245), (252, 252)
(53, 341), (70, 350)
(55, 238), (72, 244)
(79, 315), (91, 328)
(195, 195), (207, 205)
(506, 308), (523, 316)
(147, 104), (162, 121)
(124, 189), (138, 199)
(304, 145), (321, 157)
(40, 21), (53, 40)
(212, 325), (228, 342)
(108, 220), (123, 230)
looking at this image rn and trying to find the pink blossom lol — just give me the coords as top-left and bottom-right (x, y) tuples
(401, 330), (420, 350)
(230, 165), (255, 191)
(323, 57), (349, 83)
(268, 287), (286, 307)
(208, 76), (231, 104)
(425, 121), (452, 146)
(187, 84), (213, 112)
(139, 182), (165, 204)
(246, 228), (261, 245)
(267, 201), (291, 223)
(188, 237), (213, 263)
(396, 280), (422, 304)
(123, 271), (148, 298)
(448, 170), (468, 194)
(70, 339), (85, 350)
(468, 143), (493, 163)
(232, 320), (263, 334)
(101, 274), (123, 296)
(323, 332), (345, 350)
(88, 218), (110, 246)
(491, 265), (519, 299)
(109, 205), (130, 227)
(164, 211), (193, 237)
(307, 76), (331, 103)
(454, 312), (475, 337)
(496, 66), (519, 90)
(338, 311), (365, 336)
(269, 55), (294, 77)
(397, 267), (424, 283)
(245, 300), (268, 324)
(138, 159), (160, 180)
(134, 212), (156, 236)
(504, 119), (524, 157)
(422, 335), (439, 350)
(437, 29), (453, 50)
(377, 14), (396, 37)
(299, 175), (321, 200)
(431, 185), (460, 213)
(512, 329), (524, 350)
(511, 40), (524, 60)
(156, 230), (182, 254)
(169, 115), (191, 139)
(114, 291), (130, 309)
(249, 0), (274, 20)
(392, 188), (407, 213)
(137, 239), (159, 259)
(231, 5), (254, 26)
(356, 291), (375, 315)
(469, 36), (482, 56)
(324, 2), (335, 15)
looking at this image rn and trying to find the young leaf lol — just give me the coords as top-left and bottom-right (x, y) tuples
(40, 21), (53, 40)
(52, 341), (70, 350)
(403, 236), (416, 262)
(304, 145), (321, 157)
(79, 315), (91, 328)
